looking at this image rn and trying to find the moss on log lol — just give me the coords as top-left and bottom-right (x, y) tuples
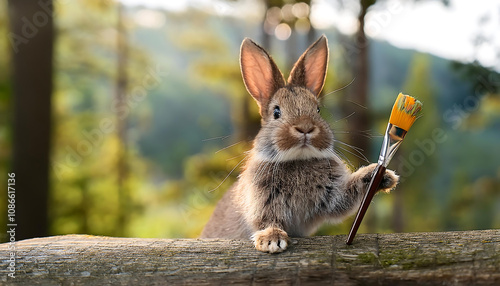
(1, 229), (499, 285)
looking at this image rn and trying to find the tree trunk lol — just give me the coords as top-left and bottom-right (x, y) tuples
(8, 0), (54, 240)
(1, 230), (499, 285)
(261, 0), (271, 51)
(344, 0), (376, 232)
(115, 2), (129, 237)
(345, 0), (373, 163)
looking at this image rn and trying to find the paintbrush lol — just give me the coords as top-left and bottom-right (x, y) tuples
(346, 93), (423, 245)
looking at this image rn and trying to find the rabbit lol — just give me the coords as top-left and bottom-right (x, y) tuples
(200, 35), (399, 253)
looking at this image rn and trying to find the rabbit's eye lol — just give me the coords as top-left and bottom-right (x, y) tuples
(317, 107), (321, 113)
(273, 106), (281, 119)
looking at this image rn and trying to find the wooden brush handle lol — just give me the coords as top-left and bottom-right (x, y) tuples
(346, 164), (386, 245)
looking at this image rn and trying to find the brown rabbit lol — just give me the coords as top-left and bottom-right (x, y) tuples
(200, 35), (398, 253)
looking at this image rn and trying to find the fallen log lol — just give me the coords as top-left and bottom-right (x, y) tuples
(1, 229), (499, 285)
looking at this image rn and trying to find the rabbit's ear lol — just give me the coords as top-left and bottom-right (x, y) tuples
(288, 35), (329, 97)
(240, 38), (285, 114)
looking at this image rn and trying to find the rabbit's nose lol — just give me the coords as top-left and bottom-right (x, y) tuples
(294, 124), (316, 135)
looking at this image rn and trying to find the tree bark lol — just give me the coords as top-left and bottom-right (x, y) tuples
(344, 0), (373, 162)
(1, 230), (499, 285)
(344, 0), (376, 233)
(8, 0), (54, 240)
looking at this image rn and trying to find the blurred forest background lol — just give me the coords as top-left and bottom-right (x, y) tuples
(1, 0), (499, 241)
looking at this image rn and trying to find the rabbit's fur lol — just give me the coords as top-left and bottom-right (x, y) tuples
(201, 36), (398, 253)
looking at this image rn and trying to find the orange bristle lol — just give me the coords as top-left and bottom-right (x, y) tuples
(389, 93), (423, 131)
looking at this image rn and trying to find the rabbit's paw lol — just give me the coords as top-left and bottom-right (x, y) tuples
(379, 169), (399, 192)
(361, 164), (399, 193)
(252, 227), (289, 253)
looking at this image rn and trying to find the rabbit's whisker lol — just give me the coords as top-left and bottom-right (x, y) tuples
(332, 148), (353, 168)
(335, 145), (370, 164)
(345, 99), (367, 110)
(334, 139), (364, 153)
(226, 152), (248, 162)
(209, 155), (247, 193)
(215, 141), (244, 154)
(323, 77), (356, 97)
(202, 134), (233, 142)
(333, 112), (356, 124)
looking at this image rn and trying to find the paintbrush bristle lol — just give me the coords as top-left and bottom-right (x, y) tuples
(389, 93), (423, 131)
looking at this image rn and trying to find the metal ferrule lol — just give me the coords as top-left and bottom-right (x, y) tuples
(377, 123), (407, 167)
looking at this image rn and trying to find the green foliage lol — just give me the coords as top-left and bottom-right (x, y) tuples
(136, 82), (232, 178)
(130, 142), (250, 238)
(47, 2), (243, 238)
(398, 53), (441, 231)
(49, 0), (154, 236)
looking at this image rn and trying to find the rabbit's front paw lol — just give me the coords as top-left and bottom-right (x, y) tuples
(252, 227), (290, 253)
(380, 169), (399, 192)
